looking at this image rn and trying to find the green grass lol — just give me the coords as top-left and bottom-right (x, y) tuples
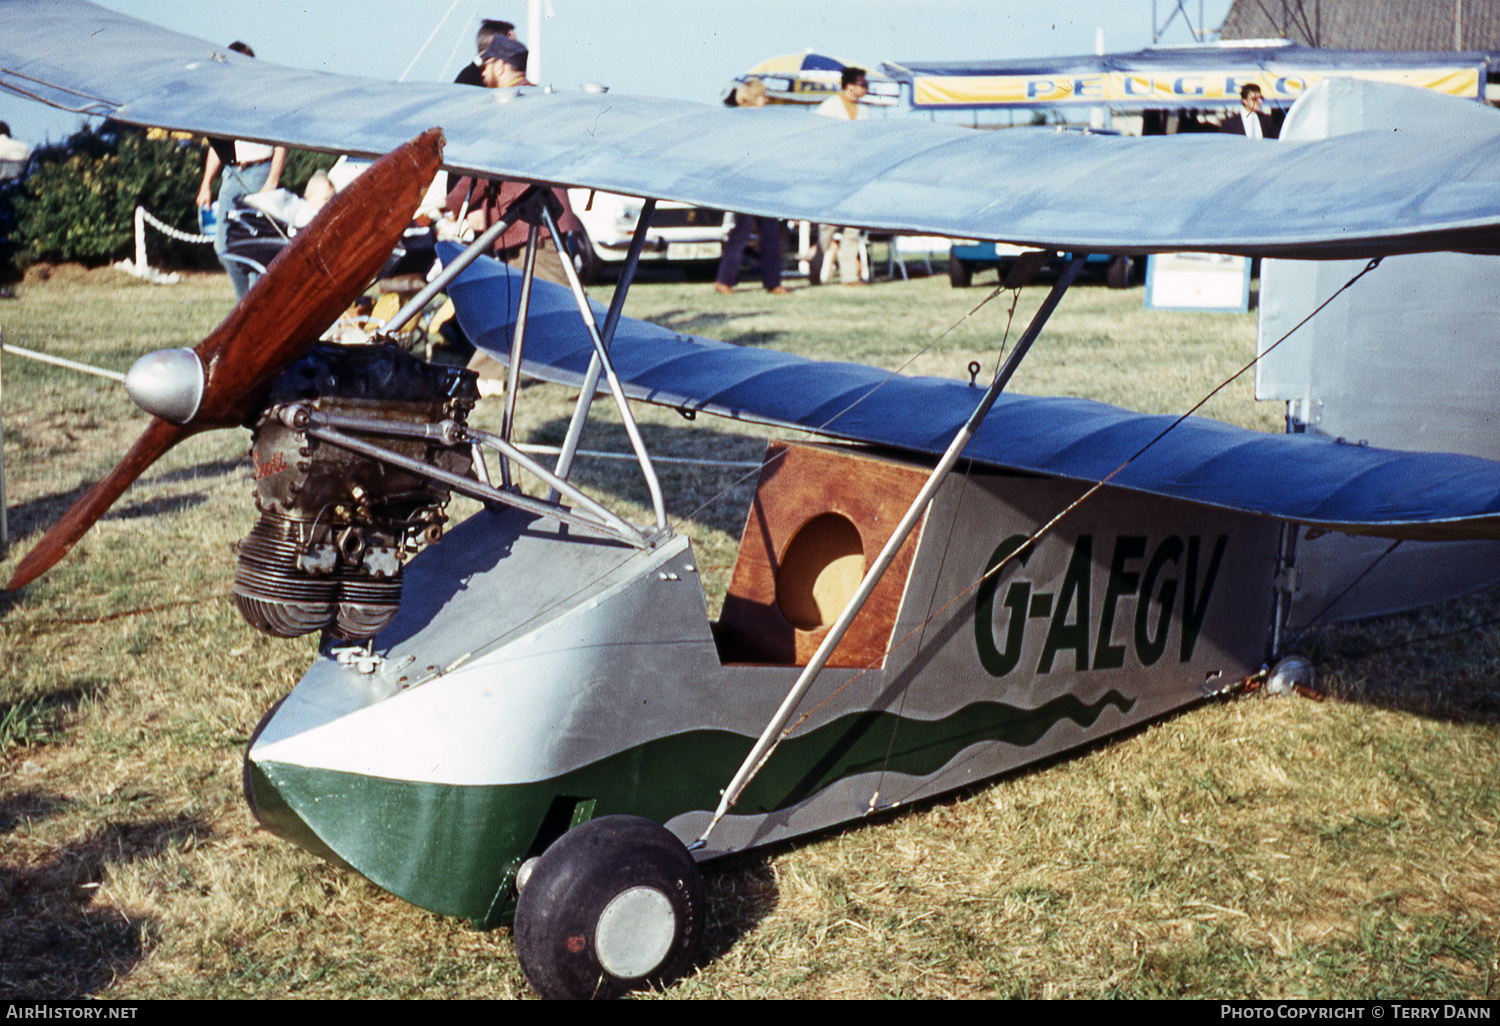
(1, 264), (1497, 999)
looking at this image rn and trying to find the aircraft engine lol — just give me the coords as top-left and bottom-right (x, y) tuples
(233, 343), (479, 641)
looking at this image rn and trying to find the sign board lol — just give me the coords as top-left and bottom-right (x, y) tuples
(1144, 253), (1250, 312)
(886, 46), (1498, 112)
(909, 66), (1482, 109)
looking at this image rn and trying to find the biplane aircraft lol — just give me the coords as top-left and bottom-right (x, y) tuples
(8, 0), (1500, 1000)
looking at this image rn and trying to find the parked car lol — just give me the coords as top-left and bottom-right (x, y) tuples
(948, 240), (1134, 289)
(566, 189), (730, 283)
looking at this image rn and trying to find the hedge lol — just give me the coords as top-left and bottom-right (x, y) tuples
(0, 122), (336, 273)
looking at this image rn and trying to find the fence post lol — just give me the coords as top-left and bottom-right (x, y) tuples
(134, 205), (147, 274)
(1, 328), (8, 553)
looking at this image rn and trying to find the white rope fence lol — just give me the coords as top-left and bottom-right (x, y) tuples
(0, 340), (127, 552)
(137, 206), (212, 245)
(1, 329), (6, 549)
(0, 330), (760, 552)
(115, 205), (213, 284)
(0, 342), (127, 382)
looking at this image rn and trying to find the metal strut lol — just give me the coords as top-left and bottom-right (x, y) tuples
(540, 202), (668, 531)
(498, 218), (541, 488)
(551, 199), (658, 495)
(694, 255), (1089, 848)
(300, 422), (648, 547)
(368, 183), (668, 545)
(377, 184), (546, 337)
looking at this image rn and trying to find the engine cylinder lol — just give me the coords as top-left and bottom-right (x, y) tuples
(232, 343), (478, 641)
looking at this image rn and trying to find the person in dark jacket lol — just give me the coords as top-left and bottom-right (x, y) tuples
(454, 19), (515, 86)
(1221, 84), (1278, 139)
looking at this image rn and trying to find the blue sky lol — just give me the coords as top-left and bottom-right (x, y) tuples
(4, 0), (1236, 144)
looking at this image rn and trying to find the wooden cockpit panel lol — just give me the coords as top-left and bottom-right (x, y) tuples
(716, 442), (930, 667)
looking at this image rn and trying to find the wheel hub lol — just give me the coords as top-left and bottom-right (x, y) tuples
(595, 886), (677, 979)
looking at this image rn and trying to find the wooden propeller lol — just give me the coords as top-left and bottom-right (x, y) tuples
(5, 128), (446, 592)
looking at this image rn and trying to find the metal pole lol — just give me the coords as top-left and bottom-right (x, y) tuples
(378, 185), (542, 336)
(466, 429), (645, 541)
(134, 206), (147, 274)
(291, 405), (647, 542)
(551, 199), (656, 492)
(303, 425), (646, 546)
(540, 203), (668, 530)
(695, 255), (1088, 846)
(1, 330), (7, 552)
(498, 222), (540, 488)
(600, 200), (655, 349)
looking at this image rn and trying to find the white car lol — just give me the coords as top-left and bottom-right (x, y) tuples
(566, 189), (729, 283)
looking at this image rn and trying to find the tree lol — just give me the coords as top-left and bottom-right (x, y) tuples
(8, 122), (209, 268)
(3, 122), (336, 271)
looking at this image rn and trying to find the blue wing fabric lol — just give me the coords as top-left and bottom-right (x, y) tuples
(446, 252), (1500, 541)
(6, 1), (1500, 258)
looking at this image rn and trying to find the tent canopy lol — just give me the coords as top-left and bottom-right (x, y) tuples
(884, 43), (1500, 110)
(740, 51), (900, 106)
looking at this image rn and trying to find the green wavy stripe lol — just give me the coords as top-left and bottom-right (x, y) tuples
(255, 689), (1135, 921)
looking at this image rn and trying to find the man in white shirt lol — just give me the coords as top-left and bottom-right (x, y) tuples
(814, 67), (870, 286)
(1221, 84), (1277, 139)
(0, 121), (29, 182)
(195, 42), (287, 299)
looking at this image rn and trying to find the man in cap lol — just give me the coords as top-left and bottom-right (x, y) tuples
(443, 36), (584, 390)
(480, 35), (532, 88)
(454, 19), (516, 87)
(447, 36), (577, 277)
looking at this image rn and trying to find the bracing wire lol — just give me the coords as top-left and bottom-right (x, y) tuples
(1282, 537), (1403, 651)
(766, 255), (1390, 771)
(870, 284), (1026, 805)
(674, 278), (1018, 531)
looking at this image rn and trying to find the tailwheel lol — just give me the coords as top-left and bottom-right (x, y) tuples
(514, 815), (705, 999)
(1265, 655), (1317, 698)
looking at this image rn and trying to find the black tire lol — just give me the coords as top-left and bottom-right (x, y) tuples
(948, 253), (973, 288)
(1106, 254), (1132, 289)
(436, 316), (475, 359)
(514, 815), (705, 1000)
(568, 227), (601, 286)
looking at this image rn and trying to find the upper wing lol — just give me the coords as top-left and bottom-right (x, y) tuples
(6, 0), (1500, 259)
(446, 252), (1500, 543)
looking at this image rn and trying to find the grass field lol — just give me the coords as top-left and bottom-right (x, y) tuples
(1, 263), (1497, 999)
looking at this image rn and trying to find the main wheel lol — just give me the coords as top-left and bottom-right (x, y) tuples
(1106, 254), (1133, 289)
(514, 815), (705, 999)
(948, 253), (973, 288)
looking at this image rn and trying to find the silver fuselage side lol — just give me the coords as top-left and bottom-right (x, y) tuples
(249, 456), (1278, 921)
